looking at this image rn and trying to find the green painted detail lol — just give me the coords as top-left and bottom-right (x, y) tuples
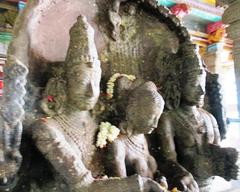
(190, 8), (222, 22)
(157, 0), (175, 6)
(0, 32), (12, 43)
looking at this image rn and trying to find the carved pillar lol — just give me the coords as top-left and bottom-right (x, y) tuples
(203, 43), (226, 73)
(222, 0), (240, 116)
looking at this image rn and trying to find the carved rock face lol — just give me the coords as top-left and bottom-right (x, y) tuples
(67, 62), (101, 110)
(181, 68), (206, 106)
(65, 16), (101, 111)
(126, 82), (164, 135)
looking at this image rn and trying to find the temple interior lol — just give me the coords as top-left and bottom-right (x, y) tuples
(0, 0), (240, 192)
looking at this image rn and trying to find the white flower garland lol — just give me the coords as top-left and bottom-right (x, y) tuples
(96, 122), (120, 148)
(106, 73), (136, 99)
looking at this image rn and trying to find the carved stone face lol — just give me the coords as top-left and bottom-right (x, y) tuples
(126, 82), (164, 135)
(67, 60), (101, 110)
(130, 103), (163, 135)
(181, 68), (206, 106)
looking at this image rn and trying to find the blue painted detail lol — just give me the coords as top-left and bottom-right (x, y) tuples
(207, 43), (224, 53)
(18, 1), (26, 10)
(190, 8), (222, 22)
(157, 0), (175, 7)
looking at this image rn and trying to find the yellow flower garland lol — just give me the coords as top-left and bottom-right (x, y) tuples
(106, 73), (136, 99)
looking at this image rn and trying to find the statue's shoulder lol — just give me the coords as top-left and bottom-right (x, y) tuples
(198, 108), (218, 127)
(31, 117), (63, 141)
(157, 110), (176, 133)
(198, 108), (217, 121)
(198, 107), (210, 115)
(160, 110), (179, 121)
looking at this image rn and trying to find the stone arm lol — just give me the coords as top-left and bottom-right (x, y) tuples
(208, 113), (221, 145)
(33, 121), (164, 192)
(108, 138), (157, 179)
(208, 144), (239, 181)
(200, 110), (239, 180)
(109, 139), (127, 177)
(156, 112), (199, 192)
(32, 121), (95, 190)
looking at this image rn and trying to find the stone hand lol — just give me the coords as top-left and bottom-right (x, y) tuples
(210, 145), (239, 180)
(0, 150), (21, 191)
(142, 177), (166, 192)
(221, 147), (239, 180)
(172, 172), (199, 192)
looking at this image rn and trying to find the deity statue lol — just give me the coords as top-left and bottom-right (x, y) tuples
(104, 77), (164, 180)
(31, 16), (164, 192)
(151, 42), (239, 192)
(1, 0), (226, 191)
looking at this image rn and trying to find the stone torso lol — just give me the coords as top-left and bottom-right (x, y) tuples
(119, 134), (157, 178)
(34, 111), (104, 179)
(170, 108), (216, 151)
(166, 108), (218, 180)
(51, 113), (98, 173)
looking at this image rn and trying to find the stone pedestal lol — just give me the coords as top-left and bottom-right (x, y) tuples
(222, 0), (240, 117)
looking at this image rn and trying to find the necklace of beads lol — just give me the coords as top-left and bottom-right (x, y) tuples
(53, 114), (85, 153)
(125, 135), (148, 155)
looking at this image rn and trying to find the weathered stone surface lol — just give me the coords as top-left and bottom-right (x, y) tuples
(1, 1), (238, 192)
(222, 0), (240, 24)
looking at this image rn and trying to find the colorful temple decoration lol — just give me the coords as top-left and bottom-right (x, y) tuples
(0, 32), (12, 97)
(157, 0), (175, 7)
(18, 0), (27, 10)
(190, 8), (221, 22)
(170, 3), (190, 18)
(157, 0), (222, 22)
(202, 0), (216, 6)
(207, 21), (224, 34)
(207, 25), (226, 43)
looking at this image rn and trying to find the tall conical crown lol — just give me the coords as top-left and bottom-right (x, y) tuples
(178, 42), (204, 75)
(65, 15), (99, 67)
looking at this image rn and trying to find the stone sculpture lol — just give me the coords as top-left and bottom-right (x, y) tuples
(151, 42), (239, 192)
(0, 4), (29, 190)
(104, 77), (164, 180)
(1, 0), (239, 192)
(32, 16), (164, 192)
(0, 0), (188, 190)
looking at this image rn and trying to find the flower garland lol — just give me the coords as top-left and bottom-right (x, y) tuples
(96, 122), (120, 148)
(106, 73), (136, 99)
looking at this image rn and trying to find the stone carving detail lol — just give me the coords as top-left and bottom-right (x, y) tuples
(1, 0), (239, 192)
(0, 59), (27, 191)
(0, 4), (31, 190)
(32, 15), (164, 192)
(150, 42), (239, 191)
(104, 77), (164, 179)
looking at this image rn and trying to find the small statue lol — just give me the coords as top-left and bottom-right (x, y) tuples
(105, 77), (164, 180)
(32, 16), (164, 192)
(108, 0), (127, 40)
(0, 37), (28, 192)
(152, 42), (239, 192)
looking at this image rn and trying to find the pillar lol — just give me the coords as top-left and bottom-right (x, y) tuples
(222, 0), (240, 117)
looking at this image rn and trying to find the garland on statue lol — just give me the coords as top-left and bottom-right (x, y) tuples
(96, 122), (120, 148)
(106, 73), (136, 99)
